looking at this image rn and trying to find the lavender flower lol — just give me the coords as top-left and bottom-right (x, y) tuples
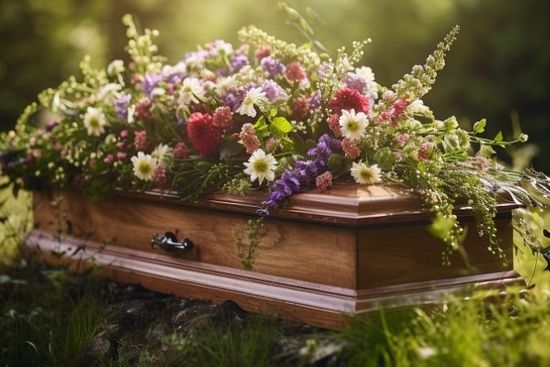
(114, 94), (131, 120)
(141, 73), (162, 95)
(261, 57), (285, 78)
(230, 54), (249, 72)
(309, 91), (321, 110)
(261, 80), (288, 102)
(258, 134), (341, 216)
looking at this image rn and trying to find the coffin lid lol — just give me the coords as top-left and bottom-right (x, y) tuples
(120, 183), (522, 227)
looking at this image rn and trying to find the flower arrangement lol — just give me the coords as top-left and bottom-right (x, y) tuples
(1, 10), (549, 265)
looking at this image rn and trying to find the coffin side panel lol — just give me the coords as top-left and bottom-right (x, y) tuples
(356, 218), (514, 288)
(33, 190), (357, 288)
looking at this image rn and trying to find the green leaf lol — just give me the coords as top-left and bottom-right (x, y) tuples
(473, 118), (486, 134)
(494, 131), (503, 144)
(373, 147), (395, 171)
(427, 214), (457, 241)
(271, 116), (293, 135)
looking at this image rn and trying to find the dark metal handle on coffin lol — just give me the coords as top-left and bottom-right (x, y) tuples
(151, 232), (194, 252)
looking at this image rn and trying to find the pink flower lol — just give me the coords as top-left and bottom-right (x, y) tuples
(341, 138), (361, 160)
(239, 123), (261, 154)
(212, 106), (233, 128)
(120, 130), (129, 138)
(134, 97), (152, 122)
(103, 154), (114, 165)
(316, 171), (333, 192)
(395, 133), (410, 147)
(173, 142), (190, 159)
(327, 114), (342, 137)
(265, 137), (279, 152)
(153, 165), (167, 187)
(284, 61), (306, 82)
(134, 130), (148, 151)
(255, 45), (271, 60)
(291, 95), (310, 121)
(116, 152), (127, 160)
(418, 141), (435, 161)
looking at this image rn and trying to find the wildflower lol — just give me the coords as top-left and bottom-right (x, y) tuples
(284, 61), (306, 82)
(239, 123), (261, 154)
(186, 112), (222, 157)
(173, 142), (190, 159)
(212, 106), (233, 128)
(114, 94), (131, 121)
(230, 54), (249, 72)
(341, 138), (361, 159)
(131, 152), (158, 181)
(83, 107), (109, 136)
(116, 151), (127, 160)
(134, 130), (148, 150)
(261, 57), (285, 78)
(255, 45), (271, 60)
(418, 141), (435, 161)
(395, 133), (410, 147)
(260, 80), (288, 102)
(236, 87), (266, 118)
(244, 149), (277, 184)
(339, 109), (368, 141)
(107, 59), (124, 76)
(141, 73), (162, 95)
(328, 88), (370, 115)
(327, 114), (341, 136)
(179, 77), (205, 105)
(134, 97), (152, 121)
(316, 171), (333, 192)
(103, 154), (114, 165)
(153, 165), (167, 187)
(152, 144), (173, 163)
(291, 95), (310, 121)
(351, 161), (382, 185)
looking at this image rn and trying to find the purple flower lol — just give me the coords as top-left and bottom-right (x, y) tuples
(224, 84), (255, 112)
(141, 73), (162, 95)
(309, 91), (321, 110)
(258, 134), (341, 216)
(114, 94), (131, 120)
(343, 73), (368, 94)
(261, 57), (285, 78)
(261, 80), (288, 102)
(230, 54), (249, 72)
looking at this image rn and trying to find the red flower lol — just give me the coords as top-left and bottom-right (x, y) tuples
(328, 88), (369, 115)
(186, 112), (222, 158)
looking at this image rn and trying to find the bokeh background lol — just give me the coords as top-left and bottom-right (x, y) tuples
(1, 0), (548, 171)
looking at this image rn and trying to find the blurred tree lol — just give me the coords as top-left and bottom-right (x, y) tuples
(0, 0), (548, 171)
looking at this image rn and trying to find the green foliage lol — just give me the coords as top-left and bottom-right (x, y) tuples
(0, 260), (104, 366)
(234, 218), (265, 270)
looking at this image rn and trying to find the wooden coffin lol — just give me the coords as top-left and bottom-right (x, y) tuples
(25, 184), (521, 329)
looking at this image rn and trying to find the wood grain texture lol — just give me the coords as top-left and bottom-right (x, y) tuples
(24, 230), (521, 330)
(33, 189), (357, 288)
(356, 218), (514, 288)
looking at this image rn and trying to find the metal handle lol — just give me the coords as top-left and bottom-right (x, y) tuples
(151, 231), (193, 252)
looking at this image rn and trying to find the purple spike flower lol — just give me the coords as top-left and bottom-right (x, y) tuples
(258, 134), (341, 216)
(261, 80), (288, 102)
(260, 57), (285, 78)
(141, 73), (162, 95)
(230, 54), (249, 72)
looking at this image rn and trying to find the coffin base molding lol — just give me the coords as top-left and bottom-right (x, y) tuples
(24, 229), (522, 329)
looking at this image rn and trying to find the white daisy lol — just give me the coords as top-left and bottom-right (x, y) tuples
(152, 144), (173, 164)
(339, 109), (368, 141)
(237, 87), (266, 118)
(179, 77), (205, 105)
(350, 161), (382, 185)
(83, 107), (109, 136)
(243, 149), (277, 184)
(131, 152), (159, 181)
